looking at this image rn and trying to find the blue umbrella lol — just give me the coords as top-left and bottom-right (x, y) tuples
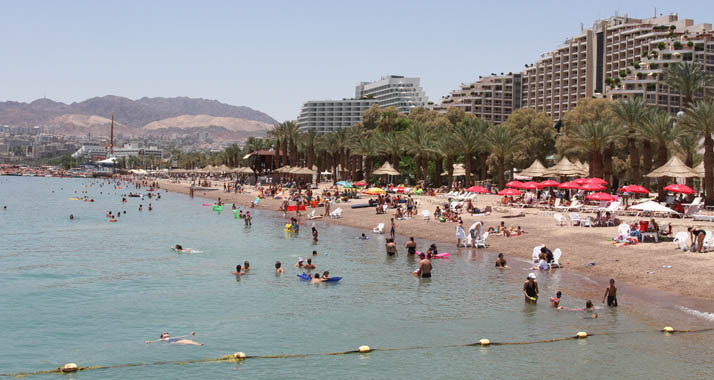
(337, 180), (352, 188)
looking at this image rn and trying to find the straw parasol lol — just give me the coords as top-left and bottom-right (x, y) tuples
(372, 162), (400, 176)
(275, 165), (292, 173)
(694, 161), (705, 178)
(441, 164), (466, 177)
(645, 156), (699, 178)
(542, 157), (588, 177)
(203, 165), (216, 172)
(217, 164), (231, 172)
(519, 160), (547, 178)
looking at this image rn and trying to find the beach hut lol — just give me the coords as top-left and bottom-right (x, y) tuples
(519, 160), (547, 178)
(645, 156), (699, 179)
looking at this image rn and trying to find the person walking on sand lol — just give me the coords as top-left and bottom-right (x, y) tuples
(602, 278), (618, 307)
(523, 273), (539, 304)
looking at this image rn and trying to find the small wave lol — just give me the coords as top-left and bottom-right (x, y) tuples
(676, 306), (714, 322)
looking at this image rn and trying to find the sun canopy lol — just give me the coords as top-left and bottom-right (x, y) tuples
(646, 156), (699, 178)
(519, 160), (547, 177)
(372, 162), (400, 176)
(629, 200), (679, 214)
(542, 157), (588, 177)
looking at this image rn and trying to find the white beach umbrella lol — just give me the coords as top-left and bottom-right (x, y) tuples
(629, 200), (679, 214)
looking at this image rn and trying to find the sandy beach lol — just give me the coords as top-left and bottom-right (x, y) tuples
(155, 178), (714, 303)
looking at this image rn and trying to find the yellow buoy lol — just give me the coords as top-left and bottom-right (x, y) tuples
(663, 326), (675, 333)
(61, 363), (79, 372)
(232, 352), (246, 360)
(576, 331), (588, 339)
(358, 345), (371, 353)
(479, 339), (491, 346)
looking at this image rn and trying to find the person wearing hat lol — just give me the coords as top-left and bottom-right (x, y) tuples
(295, 258), (304, 268)
(523, 273), (539, 304)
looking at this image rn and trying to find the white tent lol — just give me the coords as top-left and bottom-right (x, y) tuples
(629, 200), (679, 214)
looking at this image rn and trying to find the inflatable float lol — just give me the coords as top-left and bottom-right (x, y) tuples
(416, 251), (450, 259)
(297, 273), (341, 282)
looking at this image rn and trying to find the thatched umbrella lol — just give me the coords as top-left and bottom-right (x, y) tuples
(203, 165), (216, 172)
(275, 166), (292, 173)
(519, 160), (546, 178)
(441, 163), (466, 177)
(694, 161), (705, 178)
(542, 157), (588, 177)
(645, 156), (699, 179)
(217, 164), (231, 172)
(290, 167), (316, 175)
(372, 162), (400, 176)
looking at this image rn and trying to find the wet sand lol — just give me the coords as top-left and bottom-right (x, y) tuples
(155, 179), (714, 319)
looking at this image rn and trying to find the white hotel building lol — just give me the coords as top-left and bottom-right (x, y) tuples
(297, 75), (429, 133)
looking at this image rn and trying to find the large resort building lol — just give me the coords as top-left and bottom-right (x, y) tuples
(437, 13), (714, 123)
(297, 75), (428, 133)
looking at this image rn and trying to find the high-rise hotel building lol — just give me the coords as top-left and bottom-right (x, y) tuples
(298, 75), (428, 133)
(438, 13), (714, 122)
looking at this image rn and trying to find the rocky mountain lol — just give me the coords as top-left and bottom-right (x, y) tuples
(0, 96), (277, 141)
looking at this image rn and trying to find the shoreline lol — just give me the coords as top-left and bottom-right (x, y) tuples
(155, 178), (714, 327)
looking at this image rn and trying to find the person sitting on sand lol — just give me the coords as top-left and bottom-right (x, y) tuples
(275, 261), (284, 274)
(146, 332), (203, 346)
(495, 253), (507, 268)
(232, 264), (245, 276)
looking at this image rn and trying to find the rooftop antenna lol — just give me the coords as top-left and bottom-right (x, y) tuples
(654, 7), (656, 17)
(580, 22), (584, 32)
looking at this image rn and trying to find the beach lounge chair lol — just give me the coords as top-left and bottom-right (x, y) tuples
(693, 213), (714, 222)
(564, 200), (582, 212)
(569, 212), (583, 226)
(554, 213), (567, 226)
(580, 216), (594, 228)
(683, 205), (699, 218)
(307, 210), (322, 220)
(421, 210), (430, 221)
(550, 248), (562, 269)
(373, 223), (385, 234)
(475, 232), (489, 248)
(673, 231), (689, 250)
(617, 224), (630, 240)
(330, 207), (342, 218)
(532, 245), (543, 263)
(703, 231), (714, 252)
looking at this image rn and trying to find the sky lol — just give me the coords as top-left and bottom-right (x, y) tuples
(1, 0), (711, 122)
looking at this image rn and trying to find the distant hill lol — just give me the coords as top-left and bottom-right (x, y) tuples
(0, 96), (277, 142)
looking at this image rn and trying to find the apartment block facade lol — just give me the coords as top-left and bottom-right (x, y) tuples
(438, 13), (714, 123)
(296, 99), (377, 133)
(354, 75), (429, 114)
(438, 74), (522, 124)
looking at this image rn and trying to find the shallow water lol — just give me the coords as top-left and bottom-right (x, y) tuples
(2, 177), (713, 379)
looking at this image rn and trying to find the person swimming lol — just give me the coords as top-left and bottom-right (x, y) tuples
(295, 258), (304, 268)
(550, 291), (562, 307)
(358, 233), (369, 240)
(275, 261), (284, 274)
(146, 332), (203, 346)
(69, 214), (74, 220)
(311, 272), (323, 284)
(232, 264), (244, 276)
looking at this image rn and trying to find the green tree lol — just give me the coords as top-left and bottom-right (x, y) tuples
(639, 111), (678, 193)
(402, 122), (436, 183)
(503, 108), (555, 172)
(680, 98), (714, 205)
(566, 121), (622, 179)
(483, 124), (523, 189)
(451, 118), (486, 186)
(664, 62), (714, 108)
(611, 97), (650, 184)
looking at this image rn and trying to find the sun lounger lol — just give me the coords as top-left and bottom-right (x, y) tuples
(475, 232), (489, 248)
(373, 223), (384, 234)
(554, 213), (567, 226)
(532, 245), (543, 263)
(421, 210), (430, 221)
(549, 248), (562, 268)
(693, 213), (714, 222)
(673, 231), (689, 250)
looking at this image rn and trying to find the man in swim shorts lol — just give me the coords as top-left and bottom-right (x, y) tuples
(602, 278), (618, 306)
(523, 273), (539, 304)
(385, 238), (398, 256)
(416, 253), (432, 278)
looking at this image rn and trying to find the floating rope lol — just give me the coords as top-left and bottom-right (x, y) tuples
(2, 327), (711, 378)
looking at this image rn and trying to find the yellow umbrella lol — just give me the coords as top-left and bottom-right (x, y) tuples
(363, 187), (386, 195)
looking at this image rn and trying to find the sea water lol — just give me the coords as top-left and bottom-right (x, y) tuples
(1, 176), (713, 379)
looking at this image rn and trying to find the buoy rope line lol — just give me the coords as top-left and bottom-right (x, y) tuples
(2, 327), (712, 378)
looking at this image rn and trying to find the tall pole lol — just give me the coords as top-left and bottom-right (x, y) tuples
(110, 113), (114, 155)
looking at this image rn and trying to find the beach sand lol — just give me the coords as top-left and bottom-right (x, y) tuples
(156, 179), (714, 302)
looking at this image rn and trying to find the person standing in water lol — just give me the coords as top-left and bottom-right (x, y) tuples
(390, 218), (396, 239)
(495, 253), (507, 268)
(312, 227), (318, 243)
(245, 211), (252, 226)
(602, 279), (618, 307)
(275, 261), (284, 274)
(523, 273), (539, 304)
(414, 252), (432, 278)
(386, 238), (398, 256)
(405, 237), (417, 255)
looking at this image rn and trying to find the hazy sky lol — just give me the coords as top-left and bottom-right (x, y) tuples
(1, 0), (711, 121)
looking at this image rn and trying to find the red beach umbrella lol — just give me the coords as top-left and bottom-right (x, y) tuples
(573, 178), (588, 184)
(619, 185), (649, 194)
(663, 184), (696, 194)
(539, 180), (560, 187)
(354, 181), (368, 187)
(558, 181), (581, 189)
(521, 181), (542, 190)
(584, 178), (608, 185)
(505, 181), (524, 189)
(465, 185), (489, 194)
(579, 183), (607, 191)
(585, 192), (615, 201)
(498, 188), (522, 196)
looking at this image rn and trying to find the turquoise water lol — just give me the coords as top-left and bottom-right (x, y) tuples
(2, 176), (714, 379)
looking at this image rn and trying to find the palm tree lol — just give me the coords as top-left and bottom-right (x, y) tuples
(673, 130), (701, 188)
(567, 121), (622, 178)
(435, 133), (457, 188)
(664, 62), (714, 109)
(680, 98), (714, 205)
(611, 97), (649, 184)
(639, 111), (678, 193)
(451, 118), (487, 186)
(402, 122), (436, 184)
(351, 129), (377, 179)
(483, 124), (522, 189)
(375, 130), (404, 172)
(319, 132), (341, 185)
(267, 124), (283, 167)
(301, 128), (318, 171)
